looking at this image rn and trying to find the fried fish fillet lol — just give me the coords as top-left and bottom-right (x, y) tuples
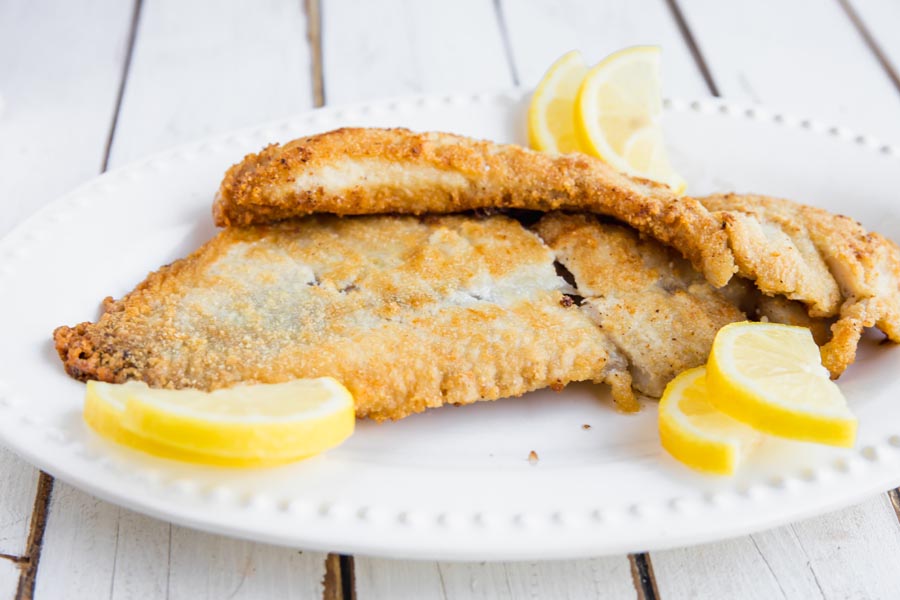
(535, 213), (745, 397)
(214, 127), (735, 287)
(700, 194), (900, 375)
(212, 127), (900, 376)
(55, 215), (633, 421)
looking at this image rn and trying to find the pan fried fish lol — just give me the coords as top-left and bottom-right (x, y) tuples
(214, 127), (735, 287)
(54, 210), (863, 419)
(54, 127), (900, 419)
(536, 213), (745, 397)
(55, 215), (634, 421)
(213, 128), (900, 376)
(700, 194), (900, 376)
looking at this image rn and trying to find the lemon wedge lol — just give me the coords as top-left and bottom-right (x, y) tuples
(707, 322), (857, 447)
(574, 46), (686, 193)
(659, 366), (761, 475)
(84, 379), (355, 466)
(528, 50), (589, 153)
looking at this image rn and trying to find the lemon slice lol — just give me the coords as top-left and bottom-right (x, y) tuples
(528, 50), (588, 153)
(85, 381), (275, 466)
(707, 322), (857, 447)
(659, 366), (761, 475)
(575, 46), (686, 193)
(84, 379), (355, 466)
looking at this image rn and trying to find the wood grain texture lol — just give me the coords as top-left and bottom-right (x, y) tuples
(322, 553), (346, 600)
(355, 557), (637, 600)
(30, 1), (327, 597)
(654, 495), (900, 599)
(499, 0), (710, 97)
(321, 0), (512, 104)
(678, 0), (900, 139)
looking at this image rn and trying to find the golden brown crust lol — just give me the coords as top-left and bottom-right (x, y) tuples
(700, 193), (900, 376)
(535, 213), (745, 397)
(54, 215), (618, 421)
(214, 127), (736, 286)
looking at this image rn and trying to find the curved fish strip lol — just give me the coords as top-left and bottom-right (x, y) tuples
(701, 194), (900, 376)
(214, 127), (736, 287)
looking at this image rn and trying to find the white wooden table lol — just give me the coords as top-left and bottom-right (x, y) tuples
(3, 1), (900, 598)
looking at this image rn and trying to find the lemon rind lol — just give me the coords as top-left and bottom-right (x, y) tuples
(658, 367), (743, 476)
(707, 323), (857, 448)
(528, 50), (587, 153)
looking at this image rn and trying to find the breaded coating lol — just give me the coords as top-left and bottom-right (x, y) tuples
(535, 213), (745, 397)
(213, 127), (736, 287)
(212, 127), (900, 375)
(54, 215), (622, 421)
(701, 194), (900, 376)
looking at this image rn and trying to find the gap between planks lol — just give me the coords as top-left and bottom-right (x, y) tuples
(14, 1), (145, 597)
(101, 0), (145, 171)
(837, 0), (900, 96)
(888, 489), (900, 524)
(664, 0), (719, 96)
(323, 554), (356, 600)
(13, 473), (53, 600)
(304, 0), (325, 107)
(492, 0), (520, 86)
(630, 553), (661, 600)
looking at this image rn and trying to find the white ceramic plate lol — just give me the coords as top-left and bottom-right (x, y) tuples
(1, 91), (899, 561)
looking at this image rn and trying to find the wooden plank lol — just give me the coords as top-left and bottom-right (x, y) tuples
(654, 495), (900, 599)
(499, 0), (710, 97)
(167, 528), (325, 599)
(321, 0), (512, 104)
(32, 1), (327, 597)
(0, 450), (39, 559)
(0, 0), (135, 561)
(33, 484), (122, 598)
(110, 0), (313, 164)
(678, 0), (900, 139)
(36, 484), (329, 599)
(0, 558), (20, 600)
(354, 557), (637, 600)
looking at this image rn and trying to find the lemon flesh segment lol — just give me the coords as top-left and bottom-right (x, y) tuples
(659, 366), (761, 475)
(575, 46), (686, 193)
(528, 50), (589, 153)
(707, 322), (857, 447)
